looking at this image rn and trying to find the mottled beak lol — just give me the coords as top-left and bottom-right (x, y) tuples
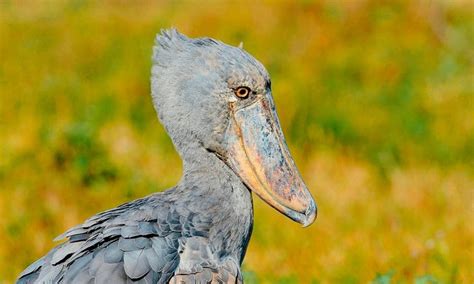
(224, 96), (316, 227)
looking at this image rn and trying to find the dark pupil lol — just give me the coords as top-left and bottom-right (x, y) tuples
(239, 89), (247, 96)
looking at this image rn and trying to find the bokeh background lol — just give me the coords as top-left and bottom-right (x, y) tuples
(0, 1), (472, 283)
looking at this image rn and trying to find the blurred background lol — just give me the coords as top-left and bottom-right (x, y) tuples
(0, 1), (472, 283)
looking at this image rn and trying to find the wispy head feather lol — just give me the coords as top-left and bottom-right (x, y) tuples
(154, 28), (189, 51)
(152, 28), (221, 67)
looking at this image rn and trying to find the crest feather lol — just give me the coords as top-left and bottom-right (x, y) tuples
(152, 28), (221, 66)
(155, 28), (189, 49)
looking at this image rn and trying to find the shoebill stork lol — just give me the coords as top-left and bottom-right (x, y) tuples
(17, 29), (317, 284)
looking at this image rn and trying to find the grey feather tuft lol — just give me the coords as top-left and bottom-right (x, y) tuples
(155, 28), (189, 50)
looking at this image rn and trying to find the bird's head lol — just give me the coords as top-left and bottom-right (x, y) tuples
(151, 29), (316, 227)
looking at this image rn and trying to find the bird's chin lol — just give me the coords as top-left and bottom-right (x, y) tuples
(222, 97), (317, 227)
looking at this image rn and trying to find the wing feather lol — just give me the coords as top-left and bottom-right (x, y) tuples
(17, 193), (243, 284)
(123, 249), (150, 280)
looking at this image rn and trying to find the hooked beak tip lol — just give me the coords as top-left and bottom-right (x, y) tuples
(301, 199), (317, 228)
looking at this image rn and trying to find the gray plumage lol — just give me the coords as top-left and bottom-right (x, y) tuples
(17, 28), (313, 284)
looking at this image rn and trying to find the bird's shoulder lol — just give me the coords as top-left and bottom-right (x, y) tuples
(17, 191), (242, 283)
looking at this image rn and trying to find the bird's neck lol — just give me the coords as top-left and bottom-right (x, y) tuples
(177, 143), (254, 263)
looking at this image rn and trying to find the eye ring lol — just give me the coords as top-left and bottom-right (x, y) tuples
(234, 86), (251, 99)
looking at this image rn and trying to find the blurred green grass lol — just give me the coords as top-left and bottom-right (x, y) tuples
(0, 1), (472, 283)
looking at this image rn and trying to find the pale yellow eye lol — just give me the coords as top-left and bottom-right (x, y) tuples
(234, 87), (251, 99)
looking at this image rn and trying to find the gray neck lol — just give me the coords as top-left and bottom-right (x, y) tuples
(176, 141), (254, 262)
